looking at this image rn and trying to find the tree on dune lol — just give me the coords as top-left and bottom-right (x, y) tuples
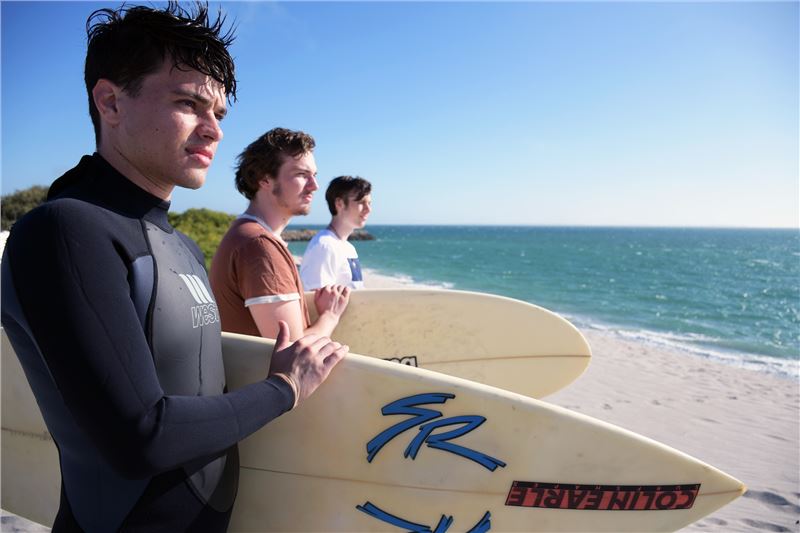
(1, 185), (49, 231)
(169, 208), (236, 270)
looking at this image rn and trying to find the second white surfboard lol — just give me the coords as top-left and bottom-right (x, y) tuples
(307, 288), (591, 398)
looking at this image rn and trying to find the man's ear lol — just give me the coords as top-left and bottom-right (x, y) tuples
(92, 79), (123, 127)
(335, 196), (345, 214)
(258, 176), (273, 191)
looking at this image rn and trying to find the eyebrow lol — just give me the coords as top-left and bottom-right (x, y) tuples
(173, 89), (228, 119)
(288, 163), (317, 176)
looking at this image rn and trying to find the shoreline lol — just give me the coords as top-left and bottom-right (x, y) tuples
(571, 320), (798, 380)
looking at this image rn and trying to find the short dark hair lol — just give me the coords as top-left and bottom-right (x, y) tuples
(326, 176), (372, 216)
(85, 1), (237, 145)
(234, 128), (316, 200)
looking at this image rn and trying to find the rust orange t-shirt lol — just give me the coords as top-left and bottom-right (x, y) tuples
(210, 217), (311, 336)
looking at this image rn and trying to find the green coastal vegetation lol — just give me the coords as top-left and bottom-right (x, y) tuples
(168, 209), (235, 269)
(1, 185), (48, 232)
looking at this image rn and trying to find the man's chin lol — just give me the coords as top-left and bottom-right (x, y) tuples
(177, 172), (207, 190)
(185, 182), (204, 191)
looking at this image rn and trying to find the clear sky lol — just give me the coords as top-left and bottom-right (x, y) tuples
(2, 1), (798, 228)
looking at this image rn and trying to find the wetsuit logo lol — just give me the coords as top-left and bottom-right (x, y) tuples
(179, 274), (220, 328)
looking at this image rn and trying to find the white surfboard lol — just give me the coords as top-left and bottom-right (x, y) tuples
(1, 329), (61, 526)
(224, 333), (743, 532)
(306, 289), (591, 399)
(1, 331), (744, 532)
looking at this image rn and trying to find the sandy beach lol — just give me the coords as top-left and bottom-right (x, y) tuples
(2, 267), (798, 532)
(547, 329), (799, 532)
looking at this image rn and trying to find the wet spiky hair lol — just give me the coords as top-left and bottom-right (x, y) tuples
(85, 1), (237, 143)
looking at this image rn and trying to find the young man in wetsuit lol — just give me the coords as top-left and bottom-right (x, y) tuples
(0, 4), (347, 532)
(300, 176), (373, 290)
(210, 128), (351, 341)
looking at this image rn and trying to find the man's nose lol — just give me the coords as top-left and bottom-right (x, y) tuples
(199, 114), (223, 142)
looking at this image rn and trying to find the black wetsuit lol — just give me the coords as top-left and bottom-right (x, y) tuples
(1, 154), (294, 532)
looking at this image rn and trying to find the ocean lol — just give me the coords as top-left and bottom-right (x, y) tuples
(288, 226), (799, 378)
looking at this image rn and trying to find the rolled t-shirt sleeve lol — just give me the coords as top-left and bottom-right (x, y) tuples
(238, 236), (301, 306)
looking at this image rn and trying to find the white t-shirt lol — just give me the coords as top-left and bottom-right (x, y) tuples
(300, 228), (364, 290)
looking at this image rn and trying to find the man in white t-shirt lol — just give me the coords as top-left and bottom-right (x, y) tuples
(301, 176), (372, 290)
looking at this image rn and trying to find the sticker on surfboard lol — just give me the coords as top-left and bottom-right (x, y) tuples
(382, 355), (419, 367)
(366, 392), (506, 472)
(505, 481), (701, 511)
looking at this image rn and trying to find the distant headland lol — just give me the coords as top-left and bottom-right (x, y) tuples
(282, 229), (375, 242)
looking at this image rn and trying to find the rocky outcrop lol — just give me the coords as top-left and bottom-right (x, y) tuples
(283, 229), (375, 242)
(348, 230), (376, 241)
(282, 229), (318, 242)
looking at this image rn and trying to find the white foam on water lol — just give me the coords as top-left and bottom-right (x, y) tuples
(570, 314), (799, 379)
(363, 267), (454, 290)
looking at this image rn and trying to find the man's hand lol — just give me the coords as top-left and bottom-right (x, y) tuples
(268, 321), (348, 406)
(313, 284), (351, 320)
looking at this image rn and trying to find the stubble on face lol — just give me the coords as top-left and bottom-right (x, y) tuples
(268, 151), (317, 216)
(271, 180), (312, 216)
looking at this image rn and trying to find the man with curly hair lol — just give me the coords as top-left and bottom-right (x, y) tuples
(211, 127), (351, 342)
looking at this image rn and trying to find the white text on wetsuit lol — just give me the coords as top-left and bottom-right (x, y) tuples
(191, 303), (220, 328)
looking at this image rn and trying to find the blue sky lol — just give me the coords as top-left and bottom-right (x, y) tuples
(2, 1), (798, 228)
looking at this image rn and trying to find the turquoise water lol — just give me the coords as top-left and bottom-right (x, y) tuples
(289, 226), (799, 377)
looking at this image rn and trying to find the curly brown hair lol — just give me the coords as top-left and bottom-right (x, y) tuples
(234, 128), (316, 200)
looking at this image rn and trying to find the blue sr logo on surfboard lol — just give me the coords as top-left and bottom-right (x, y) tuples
(357, 501), (491, 533)
(367, 392), (506, 471)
